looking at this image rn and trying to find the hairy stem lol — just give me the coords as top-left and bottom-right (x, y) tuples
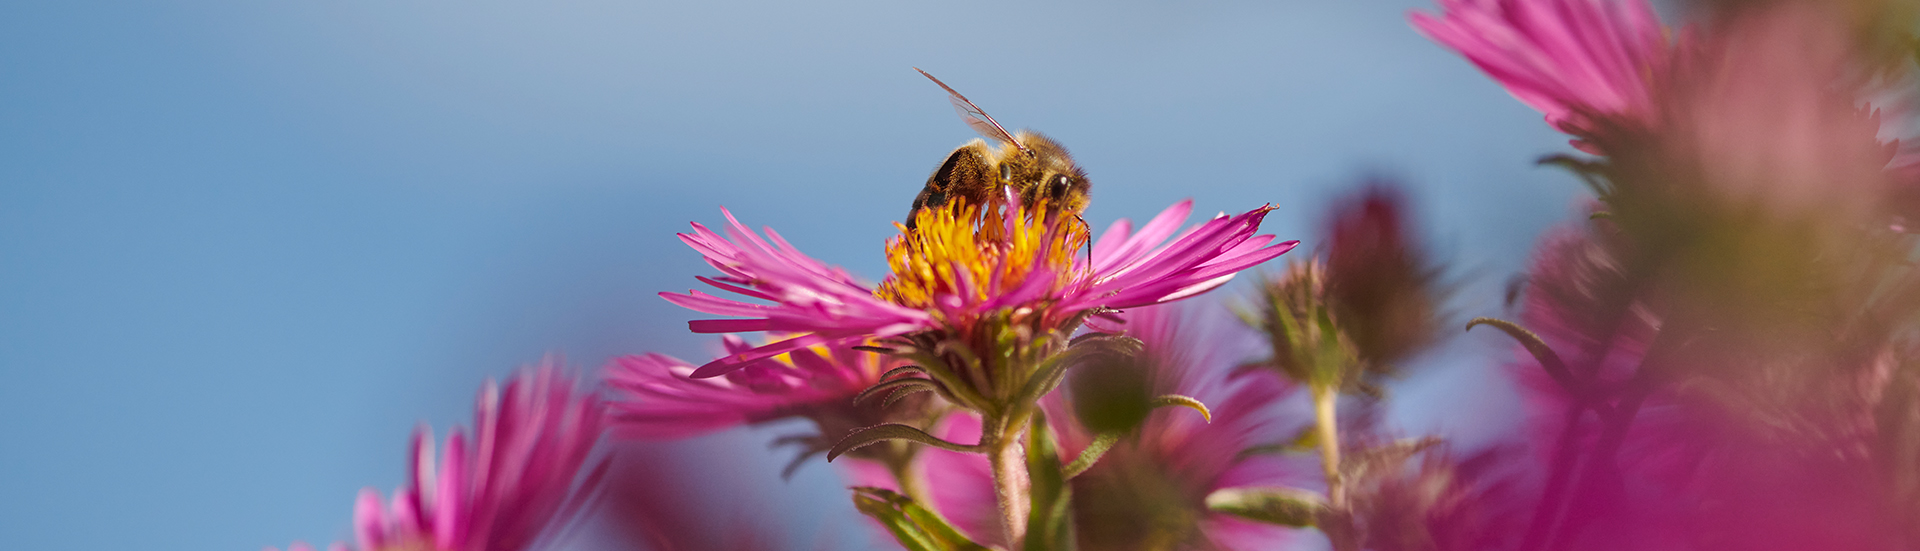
(988, 428), (1031, 547)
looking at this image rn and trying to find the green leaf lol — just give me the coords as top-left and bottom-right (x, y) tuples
(1204, 487), (1326, 528)
(852, 487), (992, 551)
(853, 488), (942, 551)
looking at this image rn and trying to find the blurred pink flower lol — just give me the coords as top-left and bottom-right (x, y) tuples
(1650, 4), (1898, 215)
(1512, 225), (1657, 409)
(884, 303), (1311, 550)
(1410, 0), (1670, 144)
(599, 444), (785, 551)
(349, 361), (605, 551)
(664, 200), (1295, 378)
(603, 335), (937, 476)
(1510, 221), (1910, 548)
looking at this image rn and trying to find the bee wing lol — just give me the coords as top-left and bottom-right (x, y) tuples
(914, 68), (1026, 152)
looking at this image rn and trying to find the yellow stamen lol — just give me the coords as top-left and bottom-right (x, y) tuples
(877, 197), (1088, 314)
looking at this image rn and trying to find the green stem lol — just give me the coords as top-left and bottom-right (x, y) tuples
(1312, 383), (1357, 551)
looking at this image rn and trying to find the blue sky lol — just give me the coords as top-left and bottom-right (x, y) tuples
(0, 1), (1578, 549)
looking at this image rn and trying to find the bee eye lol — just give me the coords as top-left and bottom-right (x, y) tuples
(1000, 165), (1014, 181)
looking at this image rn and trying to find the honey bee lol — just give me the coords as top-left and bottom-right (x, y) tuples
(907, 68), (1091, 229)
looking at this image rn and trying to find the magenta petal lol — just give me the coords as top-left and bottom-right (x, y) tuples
(353, 488), (385, 551)
(1070, 204), (1292, 312)
(690, 333), (830, 378)
(1409, 0), (1667, 137)
(689, 318), (774, 333)
(662, 210), (933, 356)
(435, 430), (467, 549)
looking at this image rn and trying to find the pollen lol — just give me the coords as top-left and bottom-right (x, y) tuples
(876, 197), (1088, 316)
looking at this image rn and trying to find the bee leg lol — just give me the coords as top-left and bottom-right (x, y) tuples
(1075, 213), (1094, 268)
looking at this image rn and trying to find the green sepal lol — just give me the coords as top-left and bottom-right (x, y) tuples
(856, 377), (941, 405)
(1062, 432), (1121, 479)
(1149, 394), (1212, 423)
(1024, 412), (1075, 551)
(1537, 153), (1613, 198)
(828, 423), (984, 461)
(1464, 317), (1592, 409)
(1237, 425), (1319, 459)
(852, 487), (993, 551)
(1203, 487), (1326, 528)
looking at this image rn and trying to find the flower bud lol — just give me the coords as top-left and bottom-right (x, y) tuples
(1324, 185), (1443, 372)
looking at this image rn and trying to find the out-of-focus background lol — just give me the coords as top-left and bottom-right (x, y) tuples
(0, 1), (1579, 549)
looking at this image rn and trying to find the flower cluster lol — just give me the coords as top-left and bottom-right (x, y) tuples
(1419, 0), (1920, 549)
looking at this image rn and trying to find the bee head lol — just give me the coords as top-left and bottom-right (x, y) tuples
(1007, 131), (1092, 215)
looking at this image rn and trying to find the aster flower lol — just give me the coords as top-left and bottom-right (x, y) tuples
(1410, 0), (1671, 144)
(879, 303), (1312, 550)
(664, 196), (1295, 380)
(348, 361), (604, 551)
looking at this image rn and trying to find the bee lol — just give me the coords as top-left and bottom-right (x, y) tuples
(907, 68), (1091, 229)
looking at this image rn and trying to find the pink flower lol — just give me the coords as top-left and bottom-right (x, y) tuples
(878, 303), (1312, 550)
(1410, 0), (1670, 144)
(665, 199), (1297, 378)
(349, 361), (604, 551)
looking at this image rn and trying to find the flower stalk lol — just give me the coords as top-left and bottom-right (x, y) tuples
(985, 418), (1032, 546)
(1311, 384), (1344, 510)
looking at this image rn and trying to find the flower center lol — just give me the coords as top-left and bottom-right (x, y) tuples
(876, 198), (1088, 316)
